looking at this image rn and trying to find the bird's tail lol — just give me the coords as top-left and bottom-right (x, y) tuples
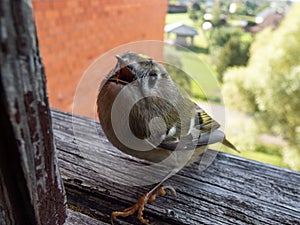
(222, 138), (240, 153)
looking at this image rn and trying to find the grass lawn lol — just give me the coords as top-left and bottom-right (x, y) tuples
(164, 13), (221, 101)
(180, 50), (221, 101)
(240, 151), (284, 167)
(165, 13), (195, 26)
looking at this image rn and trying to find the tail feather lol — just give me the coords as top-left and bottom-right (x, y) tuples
(222, 138), (240, 153)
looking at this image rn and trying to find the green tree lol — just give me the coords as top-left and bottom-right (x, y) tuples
(209, 26), (242, 51)
(216, 36), (250, 82)
(211, 0), (223, 27)
(189, 2), (203, 24)
(189, 8), (200, 22)
(209, 27), (251, 82)
(222, 3), (300, 170)
(235, 1), (258, 16)
(192, 2), (201, 11)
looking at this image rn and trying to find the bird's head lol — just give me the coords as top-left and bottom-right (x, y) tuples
(111, 51), (178, 99)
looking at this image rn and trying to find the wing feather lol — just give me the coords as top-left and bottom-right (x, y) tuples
(158, 103), (225, 151)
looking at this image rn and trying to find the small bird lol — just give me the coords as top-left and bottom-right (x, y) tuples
(97, 51), (237, 224)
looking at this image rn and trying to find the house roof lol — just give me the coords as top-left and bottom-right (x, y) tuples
(246, 13), (284, 33)
(257, 7), (278, 19)
(164, 23), (198, 36)
(256, 6), (290, 23)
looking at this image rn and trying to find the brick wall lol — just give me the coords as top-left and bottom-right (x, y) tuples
(32, 0), (167, 116)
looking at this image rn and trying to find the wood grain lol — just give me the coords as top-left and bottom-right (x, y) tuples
(52, 109), (300, 225)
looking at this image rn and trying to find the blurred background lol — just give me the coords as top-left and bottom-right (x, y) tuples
(33, 0), (300, 171)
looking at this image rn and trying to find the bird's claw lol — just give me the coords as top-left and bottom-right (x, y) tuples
(111, 185), (176, 224)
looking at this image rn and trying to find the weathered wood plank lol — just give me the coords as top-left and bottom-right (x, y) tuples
(52, 109), (300, 225)
(0, 1), (66, 224)
(66, 209), (106, 225)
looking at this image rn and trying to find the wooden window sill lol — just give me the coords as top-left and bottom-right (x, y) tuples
(52, 109), (300, 224)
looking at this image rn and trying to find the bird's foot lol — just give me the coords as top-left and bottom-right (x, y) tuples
(111, 185), (176, 225)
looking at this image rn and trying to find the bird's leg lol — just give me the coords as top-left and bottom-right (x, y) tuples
(111, 185), (176, 224)
(111, 171), (177, 225)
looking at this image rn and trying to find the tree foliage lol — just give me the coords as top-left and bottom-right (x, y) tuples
(222, 3), (300, 170)
(235, 1), (258, 15)
(209, 26), (242, 49)
(211, 0), (222, 27)
(192, 2), (201, 11)
(216, 36), (250, 82)
(209, 27), (251, 82)
(189, 8), (201, 22)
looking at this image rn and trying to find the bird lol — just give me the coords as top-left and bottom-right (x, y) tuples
(97, 51), (238, 224)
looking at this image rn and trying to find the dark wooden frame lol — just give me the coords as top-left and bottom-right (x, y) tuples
(0, 0), (66, 224)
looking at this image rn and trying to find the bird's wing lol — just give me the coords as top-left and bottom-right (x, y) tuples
(158, 103), (232, 151)
(193, 104), (220, 133)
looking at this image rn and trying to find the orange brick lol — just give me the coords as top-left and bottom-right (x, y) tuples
(45, 10), (60, 19)
(51, 1), (66, 9)
(32, 1), (51, 11)
(32, 0), (168, 115)
(66, 0), (79, 8)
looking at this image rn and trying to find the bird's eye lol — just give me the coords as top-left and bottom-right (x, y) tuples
(149, 73), (157, 81)
(148, 73), (158, 88)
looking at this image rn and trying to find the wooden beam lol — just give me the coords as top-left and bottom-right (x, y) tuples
(52, 109), (300, 225)
(0, 1), (66, 224)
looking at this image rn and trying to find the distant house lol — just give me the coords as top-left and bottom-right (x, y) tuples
(246, 12), (284, 33)
(255, 7), (280, 24)
(168, 4), (188, 13)
(165, 23), (199, 47)
(245, 6), (288, 33)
